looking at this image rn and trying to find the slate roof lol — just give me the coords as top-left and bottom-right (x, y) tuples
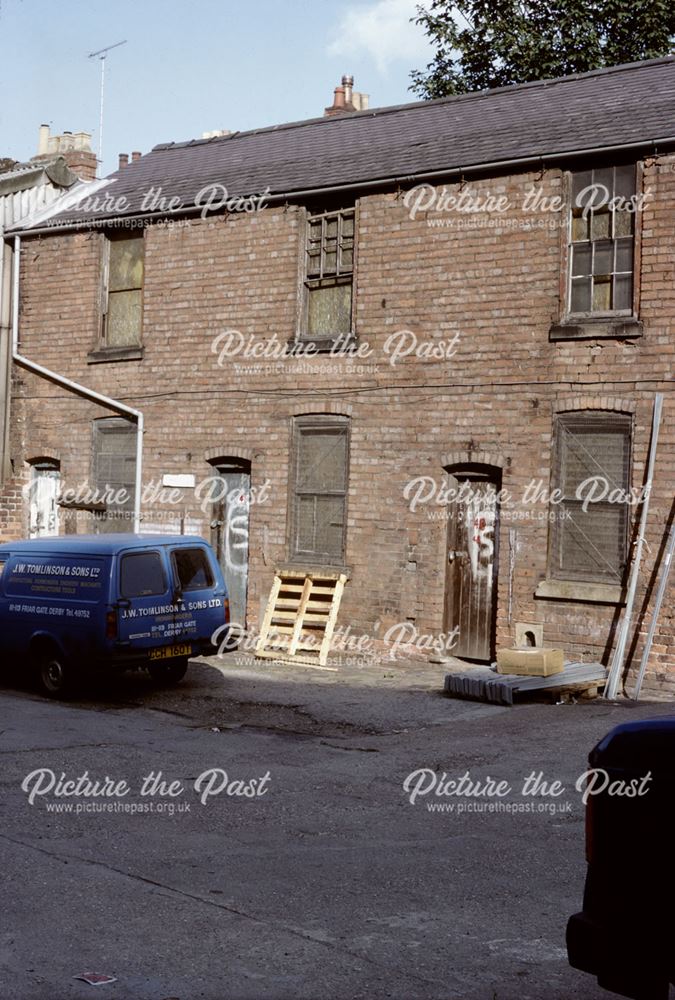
(16, 56), (675, 231)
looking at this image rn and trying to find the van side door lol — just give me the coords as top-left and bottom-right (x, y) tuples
(169, 545), (227, 647)
(114, 548), (177, 654)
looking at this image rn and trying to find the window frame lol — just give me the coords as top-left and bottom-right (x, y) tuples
(120, 550), (167, 599)
(92, 231), (145, 361)
(295, 203), (357, 350)
(91, 417), (137, 533)
(547, 411), (633, 586)
(288, 414), (350, 566)
(558, 162), (643, 332)
(171, 547), (215, 593)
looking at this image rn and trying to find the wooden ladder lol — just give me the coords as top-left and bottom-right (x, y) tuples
(255, 570), (347, 669)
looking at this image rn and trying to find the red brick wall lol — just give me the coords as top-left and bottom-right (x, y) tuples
(6, 158), (674, 697)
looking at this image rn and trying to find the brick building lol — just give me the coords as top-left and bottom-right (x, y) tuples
(1, 59), (673, 696)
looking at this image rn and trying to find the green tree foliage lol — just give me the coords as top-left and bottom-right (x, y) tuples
(410, 0), (675, 98)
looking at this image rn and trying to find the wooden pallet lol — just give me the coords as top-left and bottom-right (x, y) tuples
(255, 569), (347, 669)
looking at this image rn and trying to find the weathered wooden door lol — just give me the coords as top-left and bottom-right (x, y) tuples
(29, 466), (60, 538)
(210, 465), (250, 628)
(444, 471), (499, 661)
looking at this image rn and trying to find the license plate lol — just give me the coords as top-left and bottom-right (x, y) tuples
(149, 643), (192, 661)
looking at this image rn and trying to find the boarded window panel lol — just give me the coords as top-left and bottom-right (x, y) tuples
(292, 420), (349, 563)
(557, 504), (627, 581)
(592, 277), (611, 311)
(295, 495), (317, 553)
(109, 237), (144, 291)
(297, 429), (347, 492)
(560, 427), (630, 493)
(591, 211), (610, 240)
(314, 496), (345, 557)
(551, 415), (631, 583)
(307, 283), (352, 338)
(93, 419), (136, 534)
(107, 289), (142, 346)
(572, 212), (590, 242)
(614, 210), (633, 238)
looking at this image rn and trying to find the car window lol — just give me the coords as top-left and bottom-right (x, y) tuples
(0, 558), (6, 579)
(120, 552), (167, 598)
(173, 548), (214, 592)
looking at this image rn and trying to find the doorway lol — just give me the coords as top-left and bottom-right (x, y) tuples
(29, 461), (60, 538)
(209, 459), (251, 628)
(443, 465), (500, 662)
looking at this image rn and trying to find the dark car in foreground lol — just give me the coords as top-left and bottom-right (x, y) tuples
(567, 717), (675, 1000)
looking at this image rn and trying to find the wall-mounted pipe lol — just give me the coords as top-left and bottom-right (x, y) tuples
(10, 235), (144, 532)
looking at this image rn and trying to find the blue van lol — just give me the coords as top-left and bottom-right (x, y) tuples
(0, 534), (229, 697)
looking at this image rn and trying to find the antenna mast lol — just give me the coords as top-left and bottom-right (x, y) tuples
(88, 40), (127, 178)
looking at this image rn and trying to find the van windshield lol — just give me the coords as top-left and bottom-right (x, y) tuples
(173, 548), (213, 592)
(120, 552), (167, 598)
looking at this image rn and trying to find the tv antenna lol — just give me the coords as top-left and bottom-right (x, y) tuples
(88, 40), (127, 177)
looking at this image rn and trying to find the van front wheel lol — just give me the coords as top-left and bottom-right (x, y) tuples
(148, 657), (189, 685)
(36, 651), (73, 698)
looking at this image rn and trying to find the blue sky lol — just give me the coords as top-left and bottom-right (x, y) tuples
(0, 0), (433, 176)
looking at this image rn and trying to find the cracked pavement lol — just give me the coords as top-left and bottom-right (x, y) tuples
(0, 655), (669, 1000)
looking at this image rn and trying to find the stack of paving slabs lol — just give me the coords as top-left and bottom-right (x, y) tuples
(255, 569), (347, 669)
(496, 646), (565, 677)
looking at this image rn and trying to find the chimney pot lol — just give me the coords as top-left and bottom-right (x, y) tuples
(119, 153), (129, 169)
(38, 124), (50, 156)
(131, 150), (141, 162)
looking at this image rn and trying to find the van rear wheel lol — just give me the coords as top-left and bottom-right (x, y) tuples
(148, 657), (189, 685)
(36, 650), (73, 698)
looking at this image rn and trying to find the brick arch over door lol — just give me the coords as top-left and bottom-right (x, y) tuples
(25, 451), (61, 468)
(204, 446), (255, 464)
(441, 449), (505, 471)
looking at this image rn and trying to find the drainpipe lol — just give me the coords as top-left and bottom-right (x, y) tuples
(10, 235), (144, 532)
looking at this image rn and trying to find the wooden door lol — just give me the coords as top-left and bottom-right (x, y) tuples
(444, 472), (499, 661)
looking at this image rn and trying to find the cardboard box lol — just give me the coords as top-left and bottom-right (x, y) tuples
(496, 647), (565, 677)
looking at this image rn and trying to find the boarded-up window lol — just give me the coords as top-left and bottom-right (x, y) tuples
(549, 413), (632, 583)
(103, 234), (144, 347)
(93, 418), (136, 533)
(290, 416), (349, 563)
(303, 208), (354, 344)
(569, 165), (635, 314)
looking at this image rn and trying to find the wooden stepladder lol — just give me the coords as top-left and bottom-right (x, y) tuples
(255, 570), (348, 669)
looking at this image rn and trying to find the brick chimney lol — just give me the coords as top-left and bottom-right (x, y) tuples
(131, 151), (142, 162)
(324, 75), (369, 117)
(32, 124), (97, 181)
(118, 153), (129, 169)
